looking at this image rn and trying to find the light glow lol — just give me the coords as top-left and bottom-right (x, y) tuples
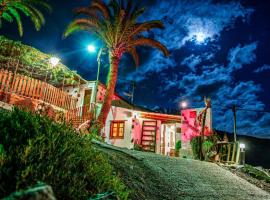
(87, 44), (96, 53)
(49, 57), (60, 67)
(181, 101), (188, 108)
(240, 143), (246, 149)
(194, 32), (208, 43)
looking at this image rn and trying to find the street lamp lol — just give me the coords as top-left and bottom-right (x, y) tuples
(87, 44), (105, 118)
(239, 143), (246, 165)
(45, 57), (60, 83)
(181, 101), (187, 108)
(49, 57), (60, 67)
(87, 44), (96, 53)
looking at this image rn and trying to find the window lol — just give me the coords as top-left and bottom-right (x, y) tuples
(110, 121), (125, 139)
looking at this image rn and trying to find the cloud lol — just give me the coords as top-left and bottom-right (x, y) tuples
(227, 42), (258, 71)
(129, 0), (254, 82)
(254, 64), (270, 73)
(181, 54), (202, 72)
(123, 1), (269, 137)
(144, 0), (253, 50)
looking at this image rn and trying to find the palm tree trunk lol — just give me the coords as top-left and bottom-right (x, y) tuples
(97, 52), (119, 129)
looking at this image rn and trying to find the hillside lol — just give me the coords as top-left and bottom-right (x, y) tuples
(95, 142), (270, 200)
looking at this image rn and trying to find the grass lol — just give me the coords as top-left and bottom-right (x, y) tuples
(0, 108), (129, 199)
(243, 164), (270, 183)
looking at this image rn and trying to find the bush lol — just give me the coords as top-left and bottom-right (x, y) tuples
(243, 165), (270, 183)
(175, 140), (181, 151)
(191, 137), (201, 160)
(0, 108), (129, 199)
(202, 141), (213, 153)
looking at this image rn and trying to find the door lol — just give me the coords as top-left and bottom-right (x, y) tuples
(160, 125), (166, 155)
(82, 89), (92, 116)
(83, 89), (92, 106)
(141, 121), (157, 152)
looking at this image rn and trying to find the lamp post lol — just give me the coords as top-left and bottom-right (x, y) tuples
(239, 143), (245, 165)
(87, 44), (105, 118)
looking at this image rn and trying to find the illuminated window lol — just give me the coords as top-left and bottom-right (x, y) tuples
(110, 121), (125, 139)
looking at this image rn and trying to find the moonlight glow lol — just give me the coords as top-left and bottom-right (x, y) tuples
(194, 32), (208, 44)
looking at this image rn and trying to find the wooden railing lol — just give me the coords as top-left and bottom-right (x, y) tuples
(0, 69), (77, 110)
(216, 141), (240, 164)
(65, 103), (95, 127)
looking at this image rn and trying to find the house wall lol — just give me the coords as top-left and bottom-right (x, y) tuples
(64, 82), (121, 110)
(104, 106), (134, 149)
(64, 83), (182, 154)
(64, 82), (96, 108)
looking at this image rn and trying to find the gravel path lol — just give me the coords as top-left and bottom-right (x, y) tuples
(96, 143), (270, 200)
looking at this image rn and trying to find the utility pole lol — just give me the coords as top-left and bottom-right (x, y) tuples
(232, 105), (237, 142)
(131, 81), (135, 105)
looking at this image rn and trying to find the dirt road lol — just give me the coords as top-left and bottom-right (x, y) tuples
(95, 143), (270, 200)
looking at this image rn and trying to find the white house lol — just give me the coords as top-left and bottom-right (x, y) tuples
(64, 81), (182, 155)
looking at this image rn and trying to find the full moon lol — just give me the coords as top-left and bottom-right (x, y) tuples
(194, 32), (207, 43)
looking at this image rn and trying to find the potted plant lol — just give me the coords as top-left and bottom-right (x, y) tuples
(175, 140), (182, 157)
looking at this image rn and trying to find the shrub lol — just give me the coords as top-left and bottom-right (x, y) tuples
(243, 165), (270, 183)
(175, 140), (181, 151)
(191, 137), (201, 159)
(202, 141), (214, 153)
(0, 108), (129, 199)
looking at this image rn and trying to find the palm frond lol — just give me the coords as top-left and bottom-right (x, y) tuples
(0, 0), (50, 36)
(131, 38), (170, 57)
(64, 18), (99, 38)
(2, 12), (13, 22)
(8, 7), (23, 36)
(130, 7), (145, 22)
(91, 0), (110, 19)
(73, 7), (98, 18)
(127, 47), (139, 67)
(26, 0), (52, 13)
(131, 20), (164, 35)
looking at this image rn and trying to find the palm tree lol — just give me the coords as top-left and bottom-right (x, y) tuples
(0, 0), (51, 36)
(64, 0), (169, 128)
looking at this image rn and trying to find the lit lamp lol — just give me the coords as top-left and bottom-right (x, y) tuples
(49, 57), (60, 67)
(45, 57), (60, 83)
(87, 44), (96, 53)
(181, 101), (187, 108)
(239, 143), (246, 165)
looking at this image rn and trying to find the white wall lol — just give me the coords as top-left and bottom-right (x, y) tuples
(104, 106), (134, 149)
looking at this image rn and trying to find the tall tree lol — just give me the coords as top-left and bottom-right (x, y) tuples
(0, 0), (51, 36)
(64, 0), (169, 129)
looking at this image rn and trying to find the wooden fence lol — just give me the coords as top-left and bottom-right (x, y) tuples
(216, 141), (240, 164)
(0, 69), (77, 110)
(65, 103), (95, 127)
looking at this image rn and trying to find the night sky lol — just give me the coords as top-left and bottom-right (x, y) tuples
(0, 0), (270, 138)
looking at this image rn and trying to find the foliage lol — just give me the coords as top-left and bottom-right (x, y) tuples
(175, 140), (182, 151)
(202, 141), (214, 153)
(0, 108), (129, 199)
(0, 0), (51, 36)
(0, 36), (80, 86)
(133, 143), (144, 151)
(192, 133), (220, 161)
(64, 0), (169, 127)
(64, 0), (169, 64)
(191, 137), (201, 160)
(243, 165), (270, 183)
